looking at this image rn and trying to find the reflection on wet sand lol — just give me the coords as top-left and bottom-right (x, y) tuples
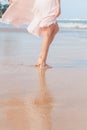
(2, 68), (53, 130)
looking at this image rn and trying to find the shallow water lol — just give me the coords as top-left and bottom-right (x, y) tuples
(0, 28), (87, 67)
(0, 28), (87, 130)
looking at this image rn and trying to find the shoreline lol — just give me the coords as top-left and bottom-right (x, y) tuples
(0, 23), (87, 130)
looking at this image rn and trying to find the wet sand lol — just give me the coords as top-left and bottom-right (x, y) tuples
(0, 27), (87, 130)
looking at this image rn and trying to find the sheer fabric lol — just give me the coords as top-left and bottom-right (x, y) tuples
(2, 0), (59, 37)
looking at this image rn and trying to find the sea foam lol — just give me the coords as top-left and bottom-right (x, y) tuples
(58, 19), (87, 29)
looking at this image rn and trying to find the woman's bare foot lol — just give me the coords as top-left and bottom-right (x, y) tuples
(35, 53), (43, 66)
(35, 53), (52, 69)
(35, 62), (52, 69)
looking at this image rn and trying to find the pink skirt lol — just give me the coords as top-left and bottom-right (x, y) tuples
(2, 0), (59, 37)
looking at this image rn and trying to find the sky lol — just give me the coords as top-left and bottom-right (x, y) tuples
(60, 0), (87, 19)
(0, 0), (87, 19)
(0, 0), (9, 5)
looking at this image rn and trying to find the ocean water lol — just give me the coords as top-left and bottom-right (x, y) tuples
(58, 19), (87, 29)
(0, 18), (87, 29)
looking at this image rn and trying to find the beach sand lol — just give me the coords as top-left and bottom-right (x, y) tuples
(0, 27), (87, 130)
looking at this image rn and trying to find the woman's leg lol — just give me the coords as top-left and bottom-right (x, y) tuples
(36, 23), (59, 67)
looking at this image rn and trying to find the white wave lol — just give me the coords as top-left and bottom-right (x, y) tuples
(59, 23), (87, 29)
(58, 18), (87, 21)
